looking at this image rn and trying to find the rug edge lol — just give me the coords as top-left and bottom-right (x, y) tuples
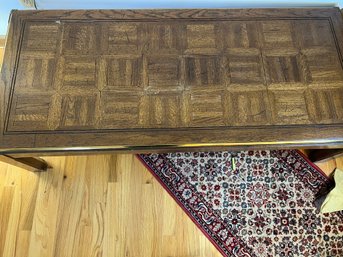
(294, 150), (330, 180)
(135, 153), (230, 257)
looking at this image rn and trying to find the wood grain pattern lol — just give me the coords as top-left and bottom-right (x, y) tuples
(1, 9), (343, 154)
(8, 18), (343, 130)
(0, 154), (222, 257)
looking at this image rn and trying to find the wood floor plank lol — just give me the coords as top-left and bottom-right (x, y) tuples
(3, 176), (21, 257)
(18, 172), (39, 231)
(314, 153), (343, 177)
(90, 202), (105, 257)
(0, 186), (14, 257)
(103, 182), (122, 257)
(28, 157), (65, 257)
(0, 162), (8, 218)
(53, 156), (87, 257)
(15, 231), (31, 257)
(0, 164), (23, 257)
(10, 163), (39, 257)
(85, 156), (108, 257)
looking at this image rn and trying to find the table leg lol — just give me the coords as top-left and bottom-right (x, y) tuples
(0, 155), (49, 172)
(308, 149), (343, 162)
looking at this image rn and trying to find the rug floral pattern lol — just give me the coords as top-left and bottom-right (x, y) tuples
(138, 150), (343, 257)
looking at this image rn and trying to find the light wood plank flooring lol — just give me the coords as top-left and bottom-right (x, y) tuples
(315, 154), (343, 177)
(0, 154), (221, 257)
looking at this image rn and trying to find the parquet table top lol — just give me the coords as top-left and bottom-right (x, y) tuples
(1, 9), (343, 154)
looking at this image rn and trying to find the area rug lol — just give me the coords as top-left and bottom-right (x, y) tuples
(137, 150), (343, 257)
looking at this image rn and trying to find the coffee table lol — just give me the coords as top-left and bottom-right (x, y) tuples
(1, 8), (343, 171)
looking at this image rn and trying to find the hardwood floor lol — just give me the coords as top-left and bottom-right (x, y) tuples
(0, 152), (342, 257)
(315, 154), (343, 177)
(0, 154), (221, 257)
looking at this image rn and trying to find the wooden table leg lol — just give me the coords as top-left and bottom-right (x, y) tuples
(308, 149), (343, 163)
(0, 155), (49, 172)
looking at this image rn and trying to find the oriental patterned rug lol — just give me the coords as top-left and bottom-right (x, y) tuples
(138, 150), (343, 257)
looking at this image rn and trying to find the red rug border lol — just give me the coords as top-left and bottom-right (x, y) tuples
(294, 149), (330, 180)
(136, 154), (228, 257)
(136, 150), (329, 257)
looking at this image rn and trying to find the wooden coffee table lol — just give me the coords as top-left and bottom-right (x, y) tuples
(1, 8), (343, 171)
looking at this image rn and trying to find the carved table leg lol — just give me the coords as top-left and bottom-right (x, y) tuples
(0, 155), (49, 172)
